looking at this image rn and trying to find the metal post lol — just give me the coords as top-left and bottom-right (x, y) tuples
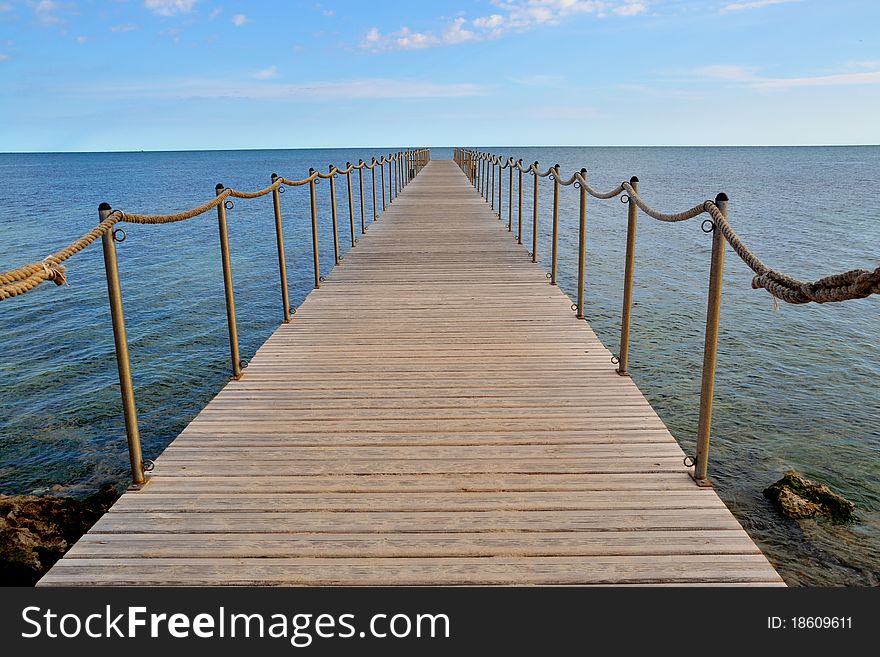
(508, 160), (513, 231)
(618, 176), (639, 375)
(517, 160), (523, 244)
(328, 165), (340, 265)
(358, 160), (366, 234)
(532, 162), (539, 263)
(381, 158), (387, 212)
(497, 159), (503, 221)
(551, 164), (560, 285)
(371, 158), (377, 222)
(307, 170), (321, 289)
(98, 202), (146, 488)
(576, 169), (587, 320)
(346, 163), (356, 247)
(693, 193), (728, 487)
(388, 154), (394, 202)
(215, 184), (243, 379)
(490, 158), (495, 210)
(270, 174), (292, 323)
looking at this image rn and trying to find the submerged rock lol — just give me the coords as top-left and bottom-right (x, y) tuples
(764, 470), (856, 523)
(0, 483), (120, 586)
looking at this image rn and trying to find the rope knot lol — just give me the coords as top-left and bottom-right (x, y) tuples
(41, 260), (68, 287)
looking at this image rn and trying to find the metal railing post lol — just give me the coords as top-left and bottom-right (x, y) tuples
(215, 184), (243, 378)
(388, 154), (394, 203)
(381, 158), (387, 211)
(328, 165), (340, 265)
(358, 160), (366, 234)
(517, 160), (523, 244)
(490, 157), (495, 210)
(531, 162), (539, 263)
(508, 159), (513, 231)
(497, 159), (503, 221)
(551, 164), (560, 285)
(371, 158), (377, 222)
(98, 203), (146, 489)
(270, 174), (292, 323)
(693, 193), (728, 487)
(617, 176), (639, 375)
(346, 163), (356, 247)
(576, 169), (587, 320)
(307, 170), (321, 289)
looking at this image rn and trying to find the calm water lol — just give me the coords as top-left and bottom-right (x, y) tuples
(0, 146), (877, 586)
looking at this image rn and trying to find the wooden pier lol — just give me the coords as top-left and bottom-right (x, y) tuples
(40, 160), (784, 586)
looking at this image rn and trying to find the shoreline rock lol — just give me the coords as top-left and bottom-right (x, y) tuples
(763, 470), (856, 523)
(0, 484), (121, 586)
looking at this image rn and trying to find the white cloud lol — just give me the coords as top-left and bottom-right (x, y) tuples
(111, 23), (139, 32)
(683, 64), (880, 89)
(144, 0), (198, 16)
(208, 7), (222, 20)
(720, 0), (800, 12)
(31, 0), (61, 24)
(252, 65), (278, 80)
(231, 13), (249, 27)
(84, 77), (487, 101)
(0, 53), (11, 61)
(362, 1), (646, 52)
(0, 2), (14, 11)
(75, 35), (89, 44)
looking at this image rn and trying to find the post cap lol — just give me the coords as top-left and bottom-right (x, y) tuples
(308, 167), (315, 173)
(533, 160), (539, 165)
(715, 192), (729, 203)
(215, 183), (224, 191)
(271, 172), (278, 180)
(346, 161), (351, 167)
(555, 163), (561, 168)
(98, 202), (112, 211)
(359, 158), (363, 163)
(580, 167), (587, 173)
(630, 176), (639, 184)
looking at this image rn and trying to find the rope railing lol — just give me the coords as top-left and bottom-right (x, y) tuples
(454, 146), (877, 487)
(0, 150), (429, 302)
(0, 147), (430, 487)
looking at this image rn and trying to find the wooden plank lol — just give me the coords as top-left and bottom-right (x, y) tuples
(40, 159), (784, 587)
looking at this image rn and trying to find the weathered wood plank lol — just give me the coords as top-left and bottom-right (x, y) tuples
(40, 159), (783, 587)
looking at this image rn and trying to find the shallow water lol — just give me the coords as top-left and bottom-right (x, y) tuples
(0, 146), (877, 586)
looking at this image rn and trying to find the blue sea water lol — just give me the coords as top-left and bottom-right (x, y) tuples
(0, 146), (877, 586)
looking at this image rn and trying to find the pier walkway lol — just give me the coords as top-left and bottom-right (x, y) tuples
(41, 160), (783, 586)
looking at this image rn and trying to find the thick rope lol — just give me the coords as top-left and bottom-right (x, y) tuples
(0, 150), (422, 301)
(472, 148), (878, 305)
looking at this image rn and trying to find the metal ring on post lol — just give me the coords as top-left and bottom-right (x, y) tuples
(319, 275), (325, 283)
(239, 359), (249, 369)
(571, 303), (578, 312)
(620, 194), (629, 204)
(278, 186), (286, 194)
(546, 272), (552, 279)
(291, 307), (297, 315)
(224, 200), (234, 210)
(143, 459), (155, 472)
(683, 455), (696, 468)
(701, 219), (716, 233)
(611, 355), (620, 365)
(112, 228), (126, 242)
(527, 251), (533, 258)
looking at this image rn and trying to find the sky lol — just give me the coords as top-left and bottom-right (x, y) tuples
(0, 0), (879, 151)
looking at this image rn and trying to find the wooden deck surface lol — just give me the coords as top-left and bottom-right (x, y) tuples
(40, 160), (784, 586)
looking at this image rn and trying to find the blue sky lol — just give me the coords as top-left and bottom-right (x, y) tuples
(1, 0), (878, 151)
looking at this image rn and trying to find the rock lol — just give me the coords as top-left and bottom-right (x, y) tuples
(0, 483), (121, 586)
(764, 470), (856, 523)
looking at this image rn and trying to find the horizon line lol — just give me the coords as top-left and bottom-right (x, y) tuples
(2, 143), (880, 155)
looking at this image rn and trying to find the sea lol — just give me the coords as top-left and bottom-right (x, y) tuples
(0, 146), (877, 586)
